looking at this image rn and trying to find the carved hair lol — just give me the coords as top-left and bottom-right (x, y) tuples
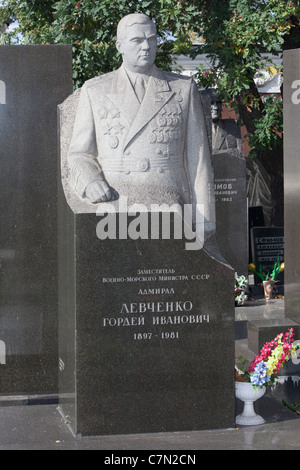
(117, 13), (156, 42)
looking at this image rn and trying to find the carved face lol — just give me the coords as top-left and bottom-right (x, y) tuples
(116, 22), (157, 73)
(210, 98), (222, 122)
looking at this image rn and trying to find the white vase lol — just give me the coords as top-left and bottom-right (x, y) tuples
(235, 381), (266, 426)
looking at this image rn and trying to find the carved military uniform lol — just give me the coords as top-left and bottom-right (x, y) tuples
(212, 119), (242, 153)
(68, 65), (215, 230)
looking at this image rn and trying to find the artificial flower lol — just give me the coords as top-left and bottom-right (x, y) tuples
(236, 328), (299, 389)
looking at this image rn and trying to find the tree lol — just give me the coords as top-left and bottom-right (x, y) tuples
(189, 0), (300, 226)
(0, 0), (199, 88)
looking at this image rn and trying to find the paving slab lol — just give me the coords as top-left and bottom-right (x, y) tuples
(0, 398), (298, 450)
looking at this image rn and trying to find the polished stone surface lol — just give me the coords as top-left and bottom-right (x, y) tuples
(0, 45), (73, 394)
(283, 49), (300, 325)
(235, 298), (285, 323)
(0, 397), (299, 450)
(58, 211), (235, 436)
(213, 152), (248, 277)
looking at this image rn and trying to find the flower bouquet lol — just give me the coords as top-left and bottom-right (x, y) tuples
(235, 272), (248, 306)
(248, 256), (284, 300)
(235, 328), (299, 389)
(248, 256), (284, 282)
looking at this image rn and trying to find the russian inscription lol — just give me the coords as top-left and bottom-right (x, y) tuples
(101, 267), (212, 342)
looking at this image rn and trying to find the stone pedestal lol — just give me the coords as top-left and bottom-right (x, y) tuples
(58, 208), (235, 435)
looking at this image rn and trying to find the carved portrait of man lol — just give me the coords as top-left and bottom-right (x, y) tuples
(67, 13), (216, 236)
(202, 88), (242, 154)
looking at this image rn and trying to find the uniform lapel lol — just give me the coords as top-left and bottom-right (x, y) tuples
(122, 66), (175, 151)
(215, 123), (227, 150)
(106, 66), (140, 125)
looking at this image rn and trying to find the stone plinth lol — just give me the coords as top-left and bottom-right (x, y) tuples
(58, 208), (235, 436)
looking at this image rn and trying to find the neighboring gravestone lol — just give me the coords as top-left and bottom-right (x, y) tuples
(284, 48), (300, 326)
(243, 49), (300, 403)
(0, 45), (72, 394)
(58, 13), (235, 436)
(250, 226), (284, 285)
(202, 88), (248, 277)
(213, 153), (248, 277)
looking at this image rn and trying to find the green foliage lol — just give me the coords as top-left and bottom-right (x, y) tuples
(1, 0), (299, 158)
(194, 0), (297, 96)
(0, 0), (200, 88)
(282, 400), (300, 415)
(192, 0), (299, 154)
(248, 95), (283, 157)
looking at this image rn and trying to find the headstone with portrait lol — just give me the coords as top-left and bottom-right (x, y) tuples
(202, 89), (248, 278)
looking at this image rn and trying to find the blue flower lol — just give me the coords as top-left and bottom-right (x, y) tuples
(250, 361), (271, 386)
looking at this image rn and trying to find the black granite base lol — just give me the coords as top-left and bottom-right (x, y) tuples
(58, 209), (235, 436)
(248, 317), (300, 354)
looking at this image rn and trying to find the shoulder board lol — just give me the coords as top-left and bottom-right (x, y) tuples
(84, 71), (116, 89)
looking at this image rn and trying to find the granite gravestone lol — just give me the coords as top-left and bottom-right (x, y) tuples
(58, 13), (235, 436)
(284, 48), (300, 326)
(202, 89), (248, 277)
(250, 226), (284, 285)
(244, 49), (300, 403)
(0, 45), (72, 394)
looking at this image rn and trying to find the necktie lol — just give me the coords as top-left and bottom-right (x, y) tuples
(135, 75), (145, 103)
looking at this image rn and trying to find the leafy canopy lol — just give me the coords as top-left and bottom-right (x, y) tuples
(190, 0), (300, 154)
(0, 0), (199, 88)
(1, 0), (299, 155)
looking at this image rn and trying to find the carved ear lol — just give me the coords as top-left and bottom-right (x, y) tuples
(116, 41), (123, 55)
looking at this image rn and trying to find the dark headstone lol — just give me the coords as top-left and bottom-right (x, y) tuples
(200, 89), (248, 277)
(212, 152), (248, 277)
(284, 49), (300, 325)
(58, 212), (235, 435)
(248, 206), (265, 264)
(0, 45), (73, 394)
(250, 226), (284, 285)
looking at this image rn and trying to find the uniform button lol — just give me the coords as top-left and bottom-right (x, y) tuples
(157, 167), (163, 173)
(124, 169), (130, 175)
(124, 149), (130, 155)
(137, 158), (150, 172)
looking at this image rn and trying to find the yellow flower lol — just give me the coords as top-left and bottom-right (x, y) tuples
(279, 263), (284, 272)
(248, 263), (256, 271)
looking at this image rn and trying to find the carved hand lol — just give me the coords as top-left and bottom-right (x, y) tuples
(85, 180), (118, 203)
